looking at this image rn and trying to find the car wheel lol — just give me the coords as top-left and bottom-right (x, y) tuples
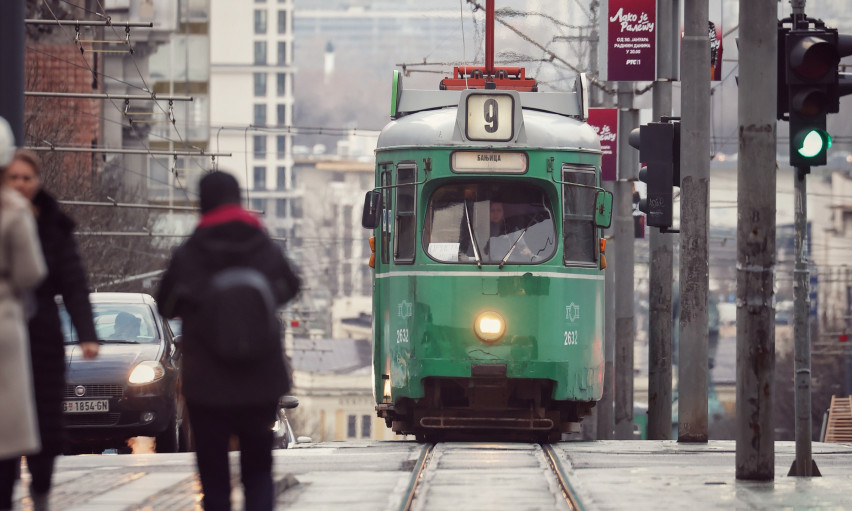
(156, 411), (180, 453)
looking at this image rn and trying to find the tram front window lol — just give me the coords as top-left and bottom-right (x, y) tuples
(423, 182), (556, 265)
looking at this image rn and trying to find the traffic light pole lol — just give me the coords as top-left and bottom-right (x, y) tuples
(789, 165), (820, 477)
(0, 0), (25, 141)
(778, 0), (824, 477)
(646, 0), (678, 441)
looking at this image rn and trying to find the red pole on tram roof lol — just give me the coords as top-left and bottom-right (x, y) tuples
(485, 0), (494, 76)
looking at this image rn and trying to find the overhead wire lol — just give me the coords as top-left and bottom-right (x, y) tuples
(39, 1), (196, 200)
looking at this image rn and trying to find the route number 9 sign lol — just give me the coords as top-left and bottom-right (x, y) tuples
(465, 94), (514, 141)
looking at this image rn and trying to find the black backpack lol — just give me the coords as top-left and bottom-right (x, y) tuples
(199, 266), (280, 362)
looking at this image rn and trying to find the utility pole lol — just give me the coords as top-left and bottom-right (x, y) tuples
(0, 0), (25, 141)
(647, 0), (678, 440)
(614, 81), (637, 439)
(676, 0), (710, 443)
(735, 0), (776, 480)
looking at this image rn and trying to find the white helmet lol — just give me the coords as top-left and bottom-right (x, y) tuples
(0, 116), (15, 168)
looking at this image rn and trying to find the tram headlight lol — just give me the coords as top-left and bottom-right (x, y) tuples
(474, 311), (506, 343)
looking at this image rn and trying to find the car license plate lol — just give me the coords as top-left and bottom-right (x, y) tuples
(63, 400), (109, 413)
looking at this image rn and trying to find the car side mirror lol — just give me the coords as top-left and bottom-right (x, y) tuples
(361, 190), (382, 229)
(279, 395), (299, 409)
(173, 334), (183, 352)
(594, 190), (613, 229)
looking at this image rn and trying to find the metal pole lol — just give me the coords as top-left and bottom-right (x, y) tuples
(647, 81), (674, 440)
(678, 0), (710, 443)
(24, 92), (193, 102)
(485, 0), (494, 76)
(647, 0), (677, 441)
(614, 81), (636, 439)
(0, 0), (25, 143)
(735, 0), (776, 481)
(25, 19), (153, 28)
(789, 166), (820, 476)
(598, 180), (616, 440)
(25, 146), (231, 157)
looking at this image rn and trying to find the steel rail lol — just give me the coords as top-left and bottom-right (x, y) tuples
(541, 444), (584, 511)
(399, 443), (435, 511)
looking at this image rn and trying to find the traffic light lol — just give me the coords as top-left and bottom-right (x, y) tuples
(782, 25), (852, 167)
(628, 120), (680, 230)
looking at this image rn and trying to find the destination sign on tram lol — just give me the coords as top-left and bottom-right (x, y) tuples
(465, 93), (514, 141)
(451, 151), (527, 174)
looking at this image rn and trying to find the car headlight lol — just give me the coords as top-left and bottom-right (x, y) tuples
(474, 311), (506, 343)
(129, 361), (165, 384)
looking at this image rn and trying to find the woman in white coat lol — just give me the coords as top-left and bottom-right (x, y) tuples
(0, 117), (47, 510)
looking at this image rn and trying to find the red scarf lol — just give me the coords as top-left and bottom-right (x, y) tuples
(197, 204), (263, 229)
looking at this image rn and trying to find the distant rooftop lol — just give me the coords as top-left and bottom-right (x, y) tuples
(291, 337), (371, 374)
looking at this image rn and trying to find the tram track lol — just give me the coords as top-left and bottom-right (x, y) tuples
(400, 443), (582, 511)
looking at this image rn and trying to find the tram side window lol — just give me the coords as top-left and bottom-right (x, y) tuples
(394, 164), (416, 263)
(380, 169), (391, 264)
(562, 165), (597, 264)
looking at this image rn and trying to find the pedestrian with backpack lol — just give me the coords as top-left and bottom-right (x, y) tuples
(156, 171), (300, 511)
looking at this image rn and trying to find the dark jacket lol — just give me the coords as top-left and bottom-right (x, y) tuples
(29, 189), (97, 455)
(156, 205), (301, 407)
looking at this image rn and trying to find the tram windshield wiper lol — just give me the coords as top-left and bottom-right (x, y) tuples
(463, 200), (482, 269)
(499, 227), (529, 269)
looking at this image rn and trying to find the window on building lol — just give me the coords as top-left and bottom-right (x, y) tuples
(253, 104), (266, 126)
(394, 164), (416, 263)
(291, 197), (303, 218)
(347, 415), (357, 438)
(361, 415), (371, 438)
(343, 205), (353, 259)
(253, 166), (266, 189)
(276, 198), (287, 217)
(276, 166), (287, 189)
(276, 104), (286, 126)
(254, 10), (267, 34)
(251, 198), (265, 213)
(253, 135), (266, 158)
(277, 10), (287, 34)
(277, 42), (287, 65)
(276, 135), (286, 159)
(277, 73), (286, 97)
(253, 73), (267, 96)
(254, 41), (267, 65)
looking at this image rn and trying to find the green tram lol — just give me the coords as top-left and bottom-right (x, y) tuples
(361, 67), (613, 442)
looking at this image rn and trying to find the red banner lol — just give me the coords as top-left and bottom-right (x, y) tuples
(604, 0), (657, 81)
(587, 108), (618, 182)
(710, 21), (723, 81)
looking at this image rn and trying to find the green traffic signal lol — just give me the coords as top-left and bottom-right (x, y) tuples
(794, 129), (831, 159)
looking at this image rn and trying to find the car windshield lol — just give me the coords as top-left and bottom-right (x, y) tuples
(168, 318), (182, 336)
(61, 303), (160, 344)
(423, 182), (556, 265)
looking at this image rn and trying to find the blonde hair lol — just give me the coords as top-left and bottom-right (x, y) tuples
(11, 149), (41, 176)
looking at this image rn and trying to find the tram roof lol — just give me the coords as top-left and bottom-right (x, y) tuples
(376, 106), (600, 152)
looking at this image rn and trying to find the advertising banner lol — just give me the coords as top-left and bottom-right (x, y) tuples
(599, 0), (657, 81)
(587, 108), (618, 182)
(709, 20), (723, 81)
